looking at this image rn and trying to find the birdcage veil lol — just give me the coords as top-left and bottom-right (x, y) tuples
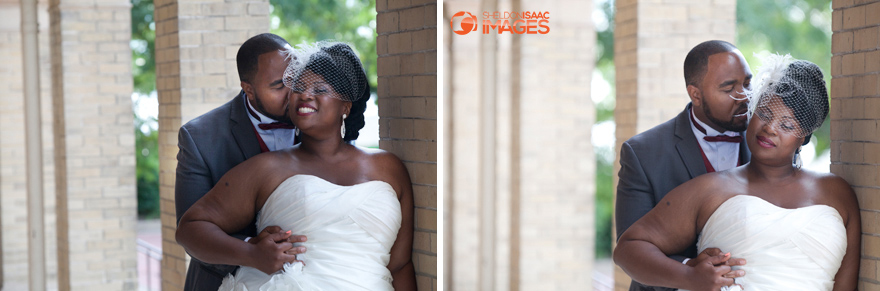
(281, 41), (369, 103)
(744, 53), (829, 139)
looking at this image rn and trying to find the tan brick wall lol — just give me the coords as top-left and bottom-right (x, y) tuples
(377, 0), (438, 290)
(830, 0), (880, 289)
(612, 0), (736, 289)
(47, 0), (138, 289)
(445, 0), (595, 289)
(154, 0), (270, 289)
(0, 1), (59, 289)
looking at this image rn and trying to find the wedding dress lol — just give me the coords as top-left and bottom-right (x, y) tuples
(687, 195), (846, 291)
(218, 175), (402, 291)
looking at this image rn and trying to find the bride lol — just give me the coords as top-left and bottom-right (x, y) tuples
(176, 41), (416, 290)
(614, 55), (860, 290)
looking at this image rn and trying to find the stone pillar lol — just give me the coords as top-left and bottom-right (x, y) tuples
(47, 0), (138, 289)
(612, 0), (736, 289)
(154, 0), (270, 289)
(0, 0), (58, 289)
(830, 0), (880, 289)
(445, 0), (595, 289)
(377, 0), (438, 290)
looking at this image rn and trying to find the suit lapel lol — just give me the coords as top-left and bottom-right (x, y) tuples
(674, 103), (708, 179)
(229, 91), (262, 160)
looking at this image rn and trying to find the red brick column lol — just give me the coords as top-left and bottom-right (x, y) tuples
(830, 0), (880, 289)
(377, 0), (438, 290)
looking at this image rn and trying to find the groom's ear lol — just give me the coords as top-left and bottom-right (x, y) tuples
(241, 81), (254, 99)
(687, 84), (703, 107)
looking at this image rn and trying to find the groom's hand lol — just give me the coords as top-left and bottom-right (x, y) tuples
(688, 248), (746, 279)
(250, 226), (308, 246)
(685, 252), (742, 291)
(246, 229), (307, 274)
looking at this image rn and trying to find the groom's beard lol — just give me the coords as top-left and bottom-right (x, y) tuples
(704, 103), (748, 132)
(252, 92), (292, 124)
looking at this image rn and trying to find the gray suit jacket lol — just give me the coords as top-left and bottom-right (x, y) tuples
(615, 103), (751, 291)
(175, 92), (262, 291)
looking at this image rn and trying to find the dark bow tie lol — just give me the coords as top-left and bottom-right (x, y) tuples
(258, 122), (295, 130)
(704, 135), (743, 143)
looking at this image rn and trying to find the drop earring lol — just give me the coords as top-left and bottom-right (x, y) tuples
(341, 114), (347, 139)
(794, 147), (803, 169)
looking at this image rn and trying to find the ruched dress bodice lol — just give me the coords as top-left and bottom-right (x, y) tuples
(219, 175), (402, 291)
(688, 195), (846, 291)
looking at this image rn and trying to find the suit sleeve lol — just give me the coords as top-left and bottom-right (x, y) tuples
(616, 141), (688, 266)
(615, 141), (656, 240)
(175, 126), (213, 224)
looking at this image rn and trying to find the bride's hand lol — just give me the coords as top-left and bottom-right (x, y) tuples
(246, 230), (301, 274)
(685, 252), (740, 291)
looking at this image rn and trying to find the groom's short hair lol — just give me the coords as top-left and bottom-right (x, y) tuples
(236, 33), (290, 83)
(683, 40), (738, 87)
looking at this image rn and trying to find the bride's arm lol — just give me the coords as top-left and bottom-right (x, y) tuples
(613, 177), (734, 290)
(176, 154), (297, 274)
(373, 151), (417, 290)
(828, 176), (860, 291)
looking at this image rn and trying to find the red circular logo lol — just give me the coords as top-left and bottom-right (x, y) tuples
(451, 11), (478, 35)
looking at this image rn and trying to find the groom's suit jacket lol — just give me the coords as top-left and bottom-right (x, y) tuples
(175, 91), (262, 291)
(615, 103), (751, 291)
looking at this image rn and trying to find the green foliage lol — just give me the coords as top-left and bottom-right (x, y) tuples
(135, 115), (160, 218)
(131, 0), (158, 218)
(131, 0), (155, 95)
(270, 0), (378, 92)
(594, 0), (616, 258)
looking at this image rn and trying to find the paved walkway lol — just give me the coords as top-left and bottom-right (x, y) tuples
(137, 219), (162, 291)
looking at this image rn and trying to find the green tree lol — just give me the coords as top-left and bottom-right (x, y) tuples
(131, 0), (155, 95)
(270, 0), (378, 91)
(135, 115), (160, 218)
(594, 0), (616, 259)
(131, 0), (158, 218)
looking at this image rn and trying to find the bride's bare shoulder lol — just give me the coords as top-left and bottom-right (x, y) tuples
(807, 171), (858, 210)
(352, 147), (411, 194)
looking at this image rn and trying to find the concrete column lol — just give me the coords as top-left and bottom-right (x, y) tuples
(0, 0), (58, 289)
(153, 0), (270, 289)
(377, 0), (438, 290)
(612, 0), (736, 289)
(830, 0), (880, 289)
(47, 0), (138, 289)
(445, 0), (595, 289)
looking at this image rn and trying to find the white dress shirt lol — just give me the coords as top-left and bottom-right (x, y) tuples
(690, 108), (741, 172)
(245, 96), (296, 151)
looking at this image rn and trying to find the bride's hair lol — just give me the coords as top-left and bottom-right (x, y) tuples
(283, 42), (370, 141)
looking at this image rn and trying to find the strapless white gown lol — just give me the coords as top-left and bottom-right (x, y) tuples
(218, 175), (402, 291)
(686, 195), (847, 291)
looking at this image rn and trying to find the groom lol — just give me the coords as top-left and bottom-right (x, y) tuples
(175, 33), (304, 291)
(615, 40), (752, 291)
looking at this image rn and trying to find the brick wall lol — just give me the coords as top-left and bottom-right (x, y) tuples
(377, 0), (438, 290)
(47, 0), (138, 289)
(0, 1), (59, 289)
(445, 0), (595, 289)
(830, 0), (880, 289)
(612, 0), (736, 289)
(154, 0), (270, 289)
